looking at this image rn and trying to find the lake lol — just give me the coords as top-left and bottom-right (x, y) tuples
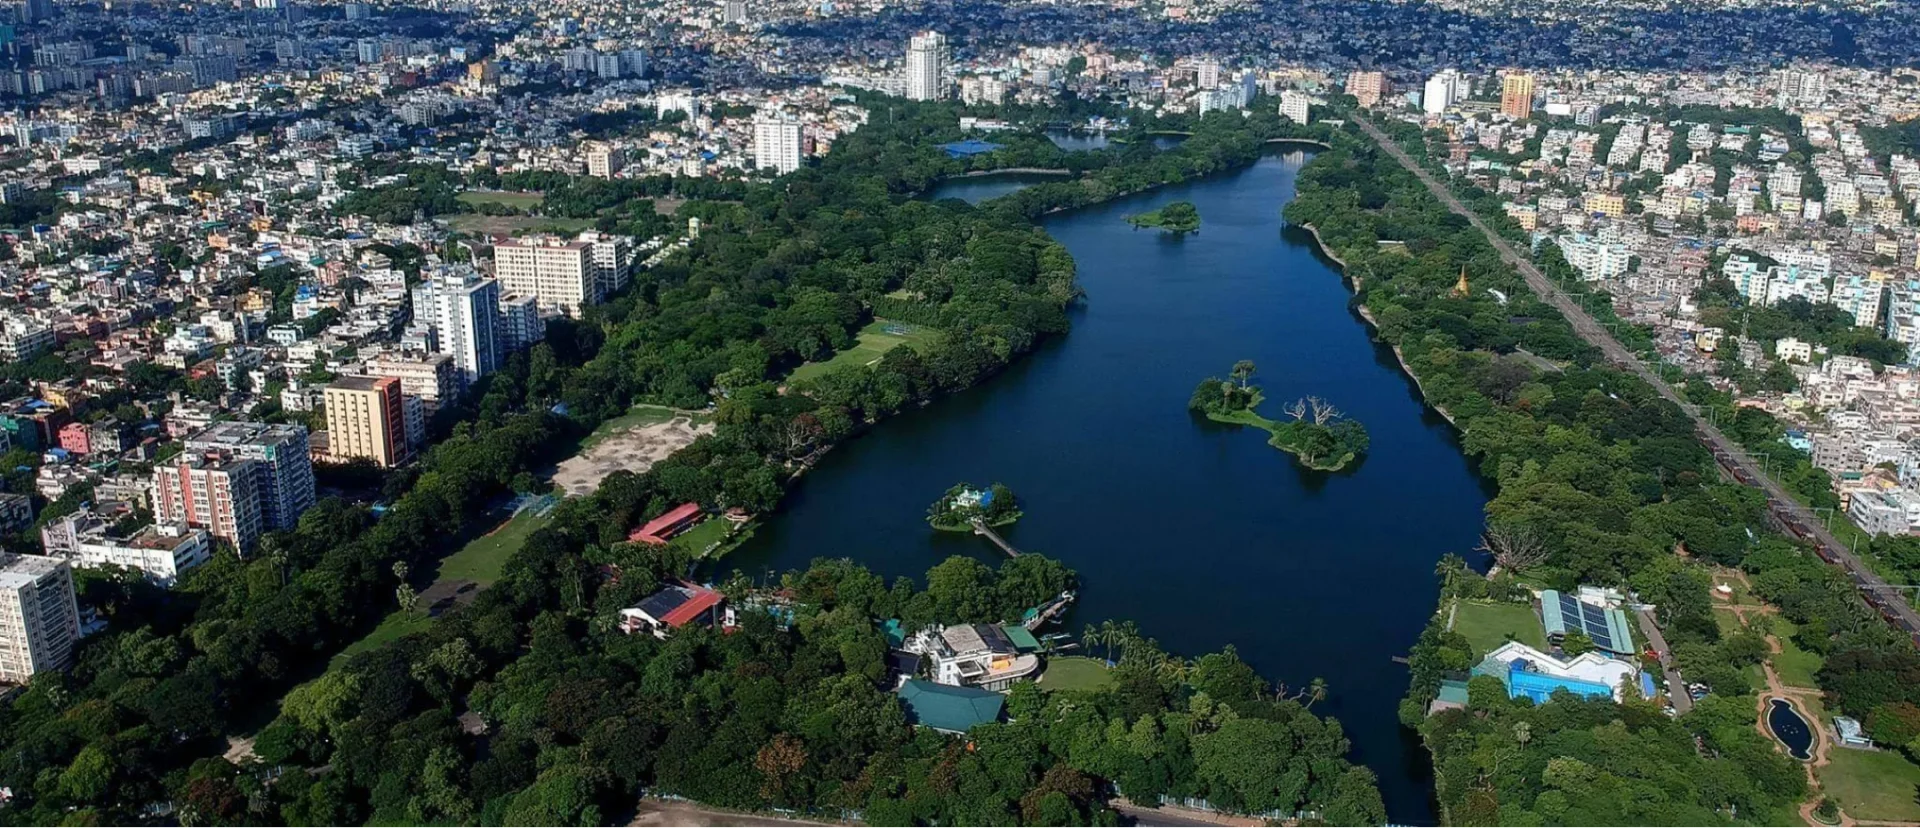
(731, 147), (1491, 822)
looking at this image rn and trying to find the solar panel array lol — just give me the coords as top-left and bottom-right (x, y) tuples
(1558, 593), (1616, 650)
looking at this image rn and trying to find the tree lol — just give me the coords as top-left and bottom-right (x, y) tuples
(1477, 521), (1548, 572)
(1231, 359), (1257, 389)
(1307, 395), (1341, 425)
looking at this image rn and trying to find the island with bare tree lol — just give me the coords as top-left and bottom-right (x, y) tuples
(1187, 360), (1370, 471)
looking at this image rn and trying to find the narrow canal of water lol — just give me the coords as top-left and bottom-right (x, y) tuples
(730, 148), (1491, 822)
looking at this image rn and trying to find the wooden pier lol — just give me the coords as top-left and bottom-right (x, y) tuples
(971, 518), (1021, 557)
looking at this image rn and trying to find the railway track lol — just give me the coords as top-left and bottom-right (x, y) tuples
(1352, 113), (1920, 648)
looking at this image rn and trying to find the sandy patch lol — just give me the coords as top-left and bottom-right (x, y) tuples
(553, 416), (713, 497)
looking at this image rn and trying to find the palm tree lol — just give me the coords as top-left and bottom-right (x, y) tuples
(1302, 677), (1328, 710)
(1112, 619), (1140, 662)
(1082, 624), (1103, 660)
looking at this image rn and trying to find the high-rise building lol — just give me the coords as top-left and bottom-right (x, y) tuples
(596, 53), (623, 80)
(0, 554), (79, 683)
(1344, 71), (1385, 108)
(1772, 68), (1827, 110)
(1500, 72), (1535, 120)
(498, 293), (545, 354)
(722, 0), (747, 24)
(16, 0), (53, 24)
(585, 142), (625, 178)
(1423, 69), (1467, 115)
(1279, 90), (1311, 125)
(324, 376), (408, 468)
(753, 112), (803, 174)
(411, 268), (500, 388)
(1194, 58), (1221, 89)
(492, 232), (631, 317)
(153, 456), (265, 553)
(905, 30), (947, 101)
(366, 352), (457, 411)
(182, 421), (316, 532)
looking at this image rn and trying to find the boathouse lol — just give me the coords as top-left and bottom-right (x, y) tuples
(628, 502), (703, 546)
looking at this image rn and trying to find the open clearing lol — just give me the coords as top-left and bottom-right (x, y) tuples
(447, 213), (595, 237)
(456, 190), (546, 209)
(789, 320), (940, 384)
(1819, 747), (1920, 823)
(1040, 656), (1114, 692)
(1451, 599), (1548, 656)
(555, 406), (714, 496)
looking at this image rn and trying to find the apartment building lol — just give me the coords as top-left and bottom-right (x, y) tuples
(153, 455), (265, 553)
(0, 314), (54, 362)
(324, 375), (408, 467)
(182, 421), (316, 532)
(0, 554), (80, 684)
(41, 511), (211, 586)
(492, 232), (633, 317)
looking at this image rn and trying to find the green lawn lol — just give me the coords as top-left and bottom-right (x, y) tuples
(456, 190), (545, 209)
(582, 404), (708, 449)
(1820, 748), (1920, 823)
(325, 506), (550, 669)
(447, 213), (596, 235)
(789, 320), (940, 384)
(1451, 600), (1547, 657)
(329, 611), (433, 668)
(1712, 607), (1746, 637)
(1040, 656), (1113, 692)
(1770, 618), (1825, 689)
(668, 517), (732, 557)
(437, 507), (551, 586)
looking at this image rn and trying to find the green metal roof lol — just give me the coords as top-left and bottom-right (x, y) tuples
(896, 679), (1003, 733)
(1000, 624), (1040, 652)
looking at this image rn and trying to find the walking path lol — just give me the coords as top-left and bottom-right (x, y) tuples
(971, 518), (1022, 557)
(1352, 112), (1920, 646)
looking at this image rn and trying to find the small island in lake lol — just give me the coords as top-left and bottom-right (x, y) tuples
(927, 482), (1022, 532)
(1187, 360), (1369, 471)
(1126, 200), (1201, 235)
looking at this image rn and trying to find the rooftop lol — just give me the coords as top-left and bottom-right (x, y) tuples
(896, 678), (1004, 733)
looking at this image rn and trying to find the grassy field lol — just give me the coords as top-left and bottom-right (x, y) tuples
(668, 517), (733, 557)
(329, 611), (434, 668)
(447, 213), (596, 236)
(326, 506), (550, 668)
(439, 507), (551, 586)
(1770, 618), (1825, 689)
(789, 320), (940, 383)
(1820, 748), (1920, 823)
(457, 190), (546, 209)
(1451, 600), (1547, 657)
(1040, 656), (1113, 692)
(1712, 607), (1745, 637)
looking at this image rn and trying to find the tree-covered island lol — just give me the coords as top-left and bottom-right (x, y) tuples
(927, 481), (1023, 531)
(1188, 360), (1370, 471)
(1126, 200), (1202, 234)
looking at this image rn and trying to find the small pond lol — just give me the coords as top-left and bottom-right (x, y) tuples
(1767, 697), (1815, 760)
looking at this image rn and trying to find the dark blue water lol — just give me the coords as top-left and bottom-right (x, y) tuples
(1769, 697), (1815, 760)
(733, 149), (1490, 823)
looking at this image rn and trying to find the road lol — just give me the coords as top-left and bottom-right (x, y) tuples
(1634, 608), (1692, 714)
(629, 799), (836, 826)
(1351, 113), (1920, 646)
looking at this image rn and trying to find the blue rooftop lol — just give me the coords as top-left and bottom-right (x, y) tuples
(941, 139), (1003, 158)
